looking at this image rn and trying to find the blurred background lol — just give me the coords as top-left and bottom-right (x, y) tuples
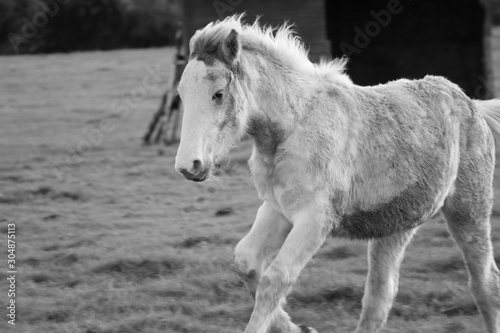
(0, 0), (182, 53)
(1, 1), (500, 333)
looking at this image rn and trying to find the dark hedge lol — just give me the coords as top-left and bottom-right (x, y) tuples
(0, 0), (181, 54)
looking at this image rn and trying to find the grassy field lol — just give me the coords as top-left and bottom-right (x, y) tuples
(1, 28), (500, 333)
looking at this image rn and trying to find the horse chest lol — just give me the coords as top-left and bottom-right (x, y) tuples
(249, 154), (277, 202)
(249, 153), (307, 215)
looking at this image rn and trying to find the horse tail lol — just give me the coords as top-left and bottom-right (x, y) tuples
(475, 99), (500, 140)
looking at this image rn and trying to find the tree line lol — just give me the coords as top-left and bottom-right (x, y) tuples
(0, 0), (182, 54)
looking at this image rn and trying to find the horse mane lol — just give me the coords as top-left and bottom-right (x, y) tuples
(190, 14), (350, 82)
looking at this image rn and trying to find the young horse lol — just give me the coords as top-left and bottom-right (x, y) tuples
(175, 16), (500, 333)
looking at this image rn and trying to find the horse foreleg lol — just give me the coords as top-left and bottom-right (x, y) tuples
(244, 207), (331, 333)
(235, 202), (305, 333)
(355, 228), (417, 333)
(234, 202), (291, 297)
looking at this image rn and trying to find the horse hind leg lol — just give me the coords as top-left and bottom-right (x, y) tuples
(355, 228), (417, 333)
(442, 166), (500, 333)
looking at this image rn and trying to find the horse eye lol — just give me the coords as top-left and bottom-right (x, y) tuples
(213, 91), (223, 100)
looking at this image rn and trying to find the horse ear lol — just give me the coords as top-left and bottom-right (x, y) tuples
(221, 29), (240, 64)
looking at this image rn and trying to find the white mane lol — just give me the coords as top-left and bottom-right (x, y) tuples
(190, 14), (351, 83)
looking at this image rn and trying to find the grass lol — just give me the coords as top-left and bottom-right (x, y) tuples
(1, 28), (500, 333)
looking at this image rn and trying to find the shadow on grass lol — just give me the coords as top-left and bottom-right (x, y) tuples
(0, 185), (88, 204)
(290, 285), (364, 311)
(176, 236), (236, 248)
(92, 257), (183, 281)
(318, 245), (359, 261)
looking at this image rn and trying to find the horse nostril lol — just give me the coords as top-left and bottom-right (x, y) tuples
(179, 168), (192, 178)
(192, 159), (203, 174)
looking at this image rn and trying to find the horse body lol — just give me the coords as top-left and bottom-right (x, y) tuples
(248, 70), (485, 241)
(332, 77), (467, 239)
(175, 15), (500, 333)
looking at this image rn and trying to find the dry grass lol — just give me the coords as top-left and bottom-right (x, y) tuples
(1, 28), (500, 333)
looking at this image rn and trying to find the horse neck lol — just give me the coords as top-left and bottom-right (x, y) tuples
(241, 52), (311, 156)
(246, 54), (309, 123)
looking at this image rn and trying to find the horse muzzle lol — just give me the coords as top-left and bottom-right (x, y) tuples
(176, 158), (209, 182)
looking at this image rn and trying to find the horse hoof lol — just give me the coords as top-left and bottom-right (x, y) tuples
(298, 323), (318, 333)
